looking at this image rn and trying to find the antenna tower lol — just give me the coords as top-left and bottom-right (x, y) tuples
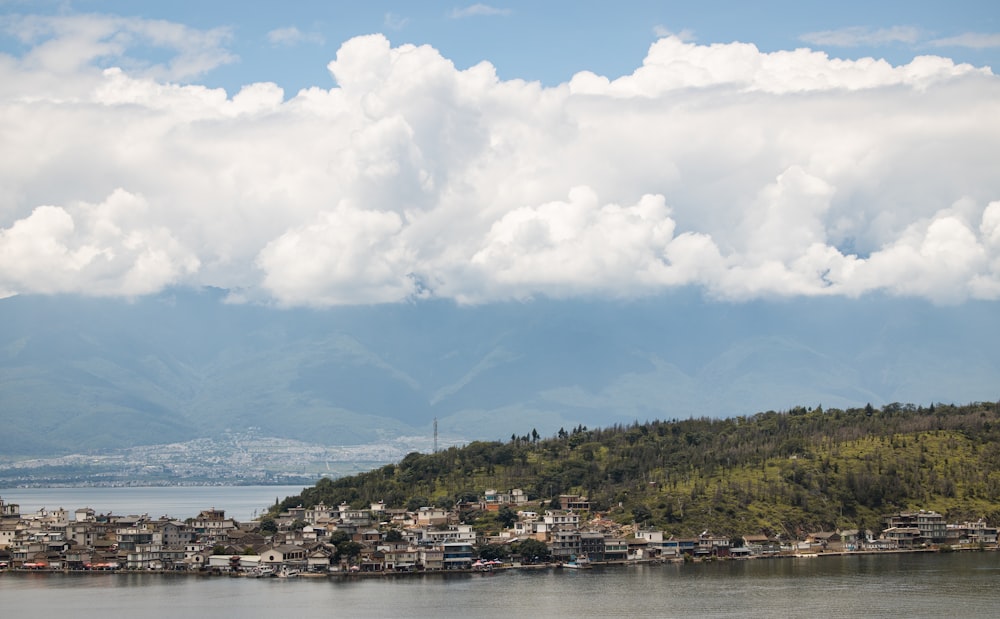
(433, 417), (438, 453)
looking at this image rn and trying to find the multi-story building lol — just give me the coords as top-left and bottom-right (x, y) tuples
(441, 542), (474, 569)
(580, 532), (606, 562)
(483, 489), (529, 510)
(190, 509), (238, 544)
(550, 528), (581, 560)
(413, 524), (476, 546)
(0, 496), (20, 519)
(884, 510), (947, 544)
(947, 520), (999, 546)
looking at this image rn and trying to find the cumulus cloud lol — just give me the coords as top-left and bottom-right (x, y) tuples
(462, 189), (679, 301)
(256, 202), (417, 306)
(0, 189), (199, 297)
(1, 20), (999, 305)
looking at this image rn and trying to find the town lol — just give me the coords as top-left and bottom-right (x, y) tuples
(0, 430), (425, 488)
(1, 491), (996, 576)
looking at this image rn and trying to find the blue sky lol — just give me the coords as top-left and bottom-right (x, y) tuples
(4, 1), (999, 94)
(0, 0), (998, 306)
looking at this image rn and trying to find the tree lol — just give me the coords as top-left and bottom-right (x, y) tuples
(336, 541), (363, 563)
(632, 505), (652, 524)
(478, 543), (510, 561)
(385, 529), (403, 542)
(514, 538), (550, 564)
(407, 496), (429, 511)
(497, 505), (518, 529)
(258, 517), (277, 534)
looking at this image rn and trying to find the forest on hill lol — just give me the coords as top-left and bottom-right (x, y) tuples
(273, 401), (1000, 536)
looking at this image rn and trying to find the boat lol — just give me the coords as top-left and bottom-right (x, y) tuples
(561, 555), (592, 569)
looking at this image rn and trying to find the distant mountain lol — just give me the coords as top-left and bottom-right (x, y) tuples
(1, 288), (997, 456)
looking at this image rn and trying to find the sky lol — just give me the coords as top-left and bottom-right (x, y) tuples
(0, 0), (999, 307)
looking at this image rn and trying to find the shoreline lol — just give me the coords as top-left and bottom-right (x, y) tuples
(2, 546), (992, 579)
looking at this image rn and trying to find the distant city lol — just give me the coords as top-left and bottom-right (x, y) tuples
(0, 429), (450, 487)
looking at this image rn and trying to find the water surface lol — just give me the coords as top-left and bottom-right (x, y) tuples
(2, 552), (998, 618)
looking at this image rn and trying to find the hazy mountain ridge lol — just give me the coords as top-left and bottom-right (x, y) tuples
(1, 289), (997, 456)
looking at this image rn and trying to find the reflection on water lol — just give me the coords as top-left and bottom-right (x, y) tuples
(3, 552), (999, 618)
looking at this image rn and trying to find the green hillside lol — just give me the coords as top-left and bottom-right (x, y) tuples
(274, 401), (1000, 536)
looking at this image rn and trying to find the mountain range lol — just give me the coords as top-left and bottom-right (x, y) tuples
(1, 288), (997, 456)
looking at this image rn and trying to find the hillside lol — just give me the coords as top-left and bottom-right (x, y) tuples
(275, 401), (1000, 536)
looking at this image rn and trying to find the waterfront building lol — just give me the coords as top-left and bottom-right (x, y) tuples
(947, 520), (999, 545)
(881, 527), (921, 549)
(883, 510), (947, 544)
(441, 542), (474, 569)
(580, 532), (606, 562)
(550, 528), (581, 560)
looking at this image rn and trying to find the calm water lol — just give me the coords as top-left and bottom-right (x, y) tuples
(0, 485), (307, 521)
(2, 553), (999, 618)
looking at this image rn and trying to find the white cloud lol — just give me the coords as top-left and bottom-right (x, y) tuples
(800, 25), (922, 48)
(461, 189), (678, 301)
(256, 202), (417, 306)
(0, 13), (235, 81)
(1, 25), (999, 305)
(449, 4), (511, 19)
(267, 26), (325, 47)
(0, 190), (199, 296)
(930, 33), (1000, 50)
(568, 36), (988, 96)
(383, 13), (409, 31)
(652, 25), (695, 42)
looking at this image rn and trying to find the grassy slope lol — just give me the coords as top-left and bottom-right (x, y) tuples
(275, 401), (1000, 536)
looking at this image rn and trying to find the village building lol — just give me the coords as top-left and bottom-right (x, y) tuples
(0, 498), (995, 575)
(1, 496), (22, 519)
(482, 488), (528, 510)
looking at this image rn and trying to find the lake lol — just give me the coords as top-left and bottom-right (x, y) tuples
(0, 485), (308, 521)
(2, 552), (999, 618)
